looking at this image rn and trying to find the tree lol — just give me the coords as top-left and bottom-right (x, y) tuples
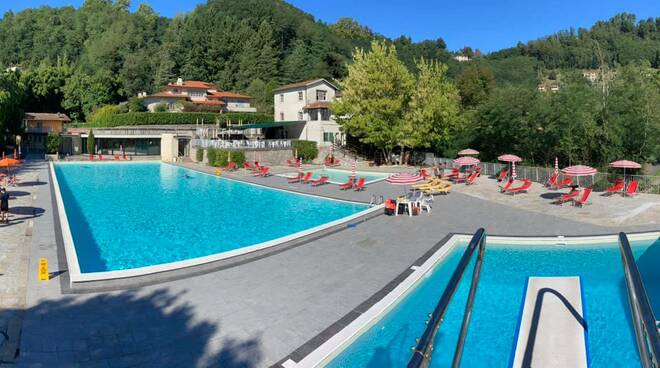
(332, 41), (414, 164)
(456, 63), (496, 108)
(87, 129), (95, 154)
(0, 71), (25, 146)
(127, 97), (146, 112)
(404, 59), (463, 155)
(46, 133), (61, 154)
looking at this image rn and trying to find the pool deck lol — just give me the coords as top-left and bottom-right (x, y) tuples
(2, 160), (659, 367)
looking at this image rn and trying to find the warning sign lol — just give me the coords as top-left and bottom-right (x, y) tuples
(38, 258), (49, 281)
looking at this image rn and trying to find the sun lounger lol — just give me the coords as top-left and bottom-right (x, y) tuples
(302, 172), (314, 184)
(354, 178), (366, 191)
(252, 166), (270, 177)
(552, 176), (573, 190)
(465, 171), (479, 185)
(423, 183), (452, 195)
(339, 178), (355, 190)
(545, 173), (558, 187)
(604, 181), (624, 195)
(412, 178), (442, 190)
(286, 158), (298, 167)
(225, 162), (237, 171)
(624, 181), (638, 197)
(287, 172), (304, 183)
(497, 169), (508, 182)
(243, 161), (256, 171)
(552, 189), (580, 205)
(573, 187), (592, 207)
(446, 168), (459, 178)
(500, 178), (514, 193)
(420, 168), (430, 178)
(506, 180), (532, 195)
(311, 176), (329, 186)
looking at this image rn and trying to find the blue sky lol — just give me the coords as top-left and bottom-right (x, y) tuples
(1, 0), (658, 52)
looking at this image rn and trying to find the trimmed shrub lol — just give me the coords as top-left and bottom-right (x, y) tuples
(85, 112), (272, 127)
(292, 140), (318, 163)
(206, 147), (218, 167)
(89, 104), (121, 125)
(127, 97), (147, 112)
(212, 150), (246, 167)
(195, 148), (204, 162)
(153, 103), (169, 112)
(87, 129), (95, 154)
(46, 133), (61, 154)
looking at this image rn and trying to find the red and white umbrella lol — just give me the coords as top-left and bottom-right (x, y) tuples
(554, 157), (559, 175)
(386, 172), (425, 185)
(511, 161), (517, 180)
(497, 154), (522, 162)
(351, 159), (356, 177)
(562, 165), (597, 187)
(298, 157), (302, 173)
(453, 156), (480, 166)
(458, 148), (479, 156)
(609, 160), (641, 185)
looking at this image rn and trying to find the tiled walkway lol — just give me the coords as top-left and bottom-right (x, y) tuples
(3, 160), (659, 367)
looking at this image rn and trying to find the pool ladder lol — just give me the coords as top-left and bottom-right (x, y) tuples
(369, 195), (384, 205)
(408, 228), (487, 368)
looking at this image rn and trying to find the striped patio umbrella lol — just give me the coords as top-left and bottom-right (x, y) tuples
(609, 160), (641, 186)
(554, 157), (559, 175)
(386, 172), (425, 193)
(511, 161), (517, 180)
(458, 148), (479, 156)
(453, 156), (480, 167)
(562, 165), (597, 187)
(298, 156), (302, 172)
(351, 159), (356, 177)
(497, 154), (522, 162)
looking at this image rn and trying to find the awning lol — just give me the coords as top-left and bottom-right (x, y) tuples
(229, 121), (305, 130)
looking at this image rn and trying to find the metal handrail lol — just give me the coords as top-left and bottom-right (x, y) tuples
(618, 232), (660, 368)
(408, 228), (487, 368)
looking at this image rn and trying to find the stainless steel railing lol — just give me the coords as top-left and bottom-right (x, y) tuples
(408, 228), (487, 368)
(618, 232), (660, 368)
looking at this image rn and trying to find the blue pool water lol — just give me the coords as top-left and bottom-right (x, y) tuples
(328, 238), (660, 368)
(301, 168), (389, 184)
(54, 162), (369, 272)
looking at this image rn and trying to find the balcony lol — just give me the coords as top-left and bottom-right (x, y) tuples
(25, 126), (57, 134)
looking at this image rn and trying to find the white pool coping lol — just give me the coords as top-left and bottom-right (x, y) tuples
(50, 161), (382, 285)
(285, 231), (660, 368)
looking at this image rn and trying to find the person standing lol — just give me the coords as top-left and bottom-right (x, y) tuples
(0, 187), (9, 223)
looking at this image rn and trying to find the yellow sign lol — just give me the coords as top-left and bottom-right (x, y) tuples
(215, 168), (222, 176)
(38, 258), (49, 281)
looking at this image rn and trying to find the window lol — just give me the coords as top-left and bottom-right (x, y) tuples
(316, 90), (327, 101)
(298, 91), (303, 101)
(298, 111), (303, 121)
(279, 94), (284, 102)
(323, 132), (335, 143)
(310, 109), (319, 121)
(280, 112), (284, 121)
(320, 109), (330, 121)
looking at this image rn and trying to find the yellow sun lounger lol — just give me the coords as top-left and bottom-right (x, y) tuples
(423, 183), (452, 195)
(412, 178), (441, 189)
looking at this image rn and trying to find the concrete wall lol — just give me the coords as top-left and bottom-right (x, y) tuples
(160, 133), (178, 162)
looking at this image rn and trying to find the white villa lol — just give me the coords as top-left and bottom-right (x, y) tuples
(273, 78), (343, 147)
(140, 78), (257, 113)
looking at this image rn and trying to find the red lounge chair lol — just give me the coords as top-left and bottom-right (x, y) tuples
(253, 166), (270, 177)
(500, 178), (514, 193)
(354, 178), (366, 191)
(286, 158), (298, 167)
(114, 154), (119, 160)
(287, 172), (304, 183)
(225, 162), (237, 171)
(89, 154), (94, 160)
(420, 168), (429, 178)
(624, 181), (638, 197)
(497, 169), (508, 182)
(311, 176), (329, 186)
(553, 177), (573, 190)
(546, 173), (558, 187)
(475, 167), (482, 176)
(552, 189), (580, 205)
(507, 179), (532, 195)
(302, 172), (314, 184)
(446, 168), (459, 178)
(325, 158), (341, 167)
(243, 161), (255, 170)
(339, 178), (355, 190)
(604, 181), (624, 195)
(465, 171), (478, 185)
(574, 187), (592, 207)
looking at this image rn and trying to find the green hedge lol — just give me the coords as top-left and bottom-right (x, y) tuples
(86, 112), (272, 127)
(206, 148), (246, 167)
(292, 140), (318, 163)
(195, 148), (204, 162)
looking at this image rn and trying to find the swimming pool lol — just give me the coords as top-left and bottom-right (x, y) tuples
(283, 168), (390, 184)
(52, 162), (373, 278)
(304, 233), (660, 368)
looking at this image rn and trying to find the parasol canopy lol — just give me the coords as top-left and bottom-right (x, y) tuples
(561, 165), (598, 176)
(497, 154), (522, 162)
(609, 160), (641, 169)
(386, 172), (425, 185)
(458, 148), (479, 156)
(453, 156), (480, 166)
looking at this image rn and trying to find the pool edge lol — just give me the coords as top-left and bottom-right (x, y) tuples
(50, 161), (383, 289)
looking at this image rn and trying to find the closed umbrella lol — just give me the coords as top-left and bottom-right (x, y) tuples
(609, 160), (641, 188)
(298, 156), (302, 173)
(511, 161), (517, 180)
(561, 165), (597, 187)
(554, 157), (559, 175)
(458, 148), (479, 156)
(351, 159), (356, 178)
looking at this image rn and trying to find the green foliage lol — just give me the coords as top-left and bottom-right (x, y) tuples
(245, 78), (278, 114)
(0, 71), (25, 145)
(88, 104), (121, 124)
(206, 147), (217, 166)
(211, 150), (246, 167)
(292, 140), (318, 162)
(456, 62), (496, 107)
(153, 103), (169, 113)
(86, 112), (272, 127)
(127, 97), (146, 112)
(46, 133), (61, 154)
(195, 148), (204, 162)
(87, 129), (95, 154)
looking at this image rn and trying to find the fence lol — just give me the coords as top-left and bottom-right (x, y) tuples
(429, 157), (660, 194)
(192, 139), (292, 151)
